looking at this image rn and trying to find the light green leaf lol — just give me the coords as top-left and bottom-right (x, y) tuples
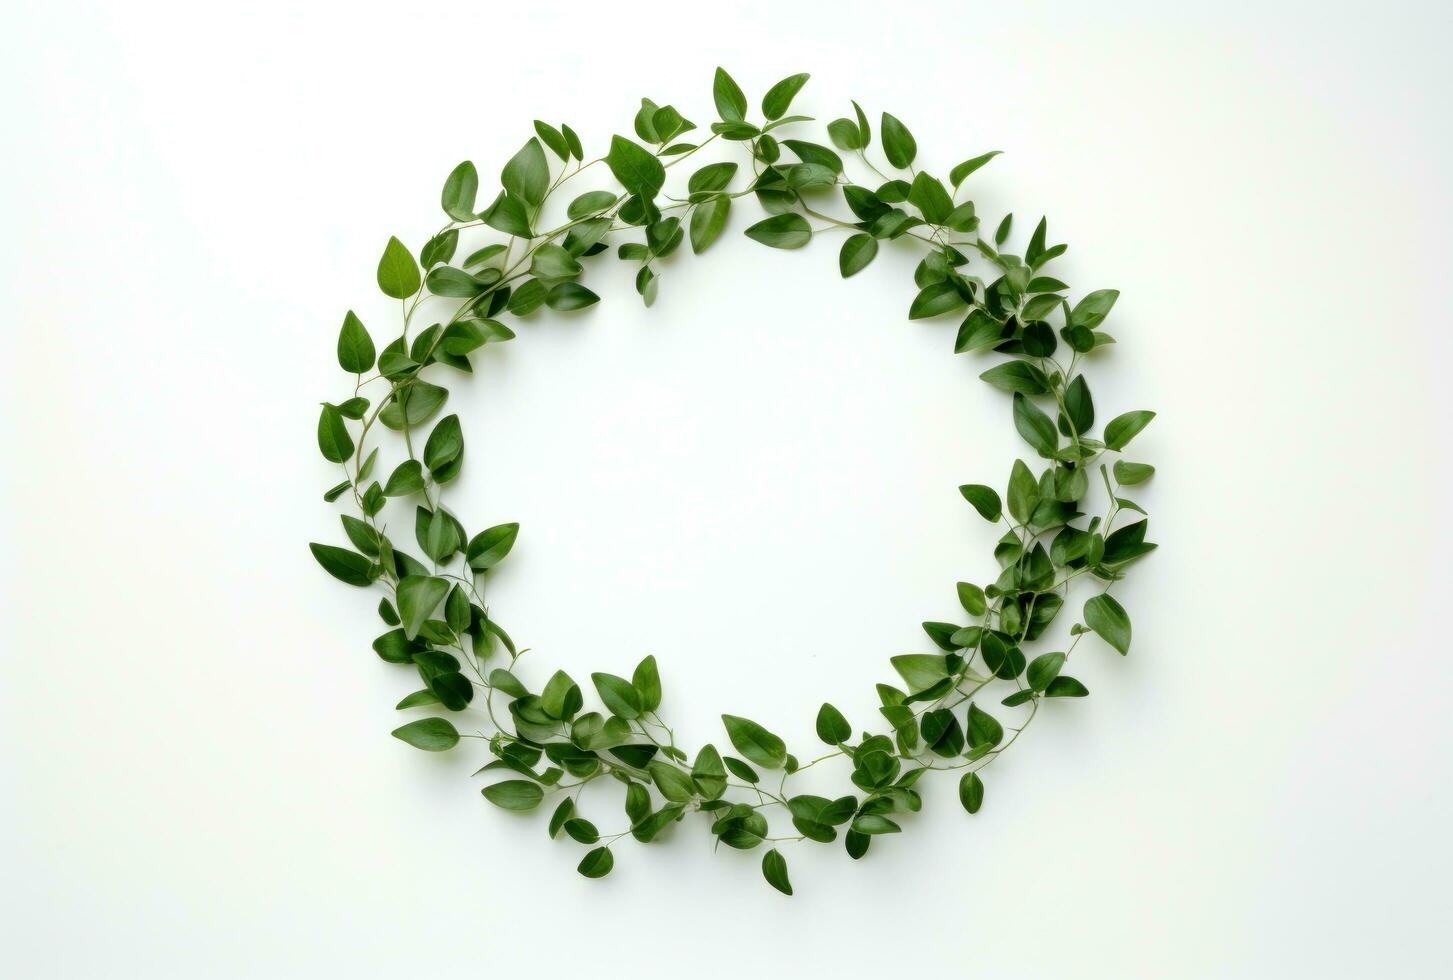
(722, 714), (786, 769)
(396, 575), (449, 640)
(1084, 594), (1131, 654)
(1103, 410), (1156, 451)
(376, 236), (420, 299)
(337, 311), (375, 373)
(483, 779), (544, 811)
(501, 138), (549, 207)
(592, 672), (642, 719)
(391, 717), (459, 751)
(745, 213), (811, 249)
(441, 160), (479, 221)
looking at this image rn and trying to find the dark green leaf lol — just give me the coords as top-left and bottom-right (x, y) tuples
(950, 151), (1002, 187)
(309, 543), (375, 586)
(762, 848), (793, 895)
(880, 113), (916, 169)
(713, 67), (748, 122)
(761, 73), (809, 120)
(317, 404), (353, 463)
(815, 703), (851, 744)
(959, 771), (985, 813)
(578, 846), (614, 878)
(1013, 392), (1058, 456)
(958, 484), (1002, 521)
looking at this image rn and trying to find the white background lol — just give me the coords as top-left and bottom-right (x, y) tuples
(3, 1), (1450, 976)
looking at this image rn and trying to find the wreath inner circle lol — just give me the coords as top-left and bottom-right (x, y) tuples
(311, 68), (1158, 895)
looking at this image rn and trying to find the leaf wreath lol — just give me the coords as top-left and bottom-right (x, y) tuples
(311, 68), (1158, 896)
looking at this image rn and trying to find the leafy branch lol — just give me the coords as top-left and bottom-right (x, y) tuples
(311, 68), (1158, 896)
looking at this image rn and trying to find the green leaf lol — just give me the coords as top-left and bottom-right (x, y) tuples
(815, 703), (851, 744)
(980, 360), (1051, 395)
(1012, 392), (1058, 456)
(383, 459), (425, 497)
(577, 846), (614, 879)
(908, 173), (953, 224)
(1103, 411), (1156, 451)
(1084, 594), (1131, 654)
(957, 581), (987, 616)
(1063, 375), (1094, 435)
(762, 848), (793, 895)
(967, 704), (1004, 749)
(1045, 676), (1090, 697)
(483, 779), (544, 811)
(567, 190), (618, 219)
(466, 523), (519, 569)
(396, 575), (449, 640)
(909, 282), (967, 319)
(501, 138), (549, 207)
(958, 771), (984, 813)
(391, 717), (459, 751)
(423, 414), (463, 475)
(529, 243), (582, 280)
(1114, 461), (1155, 485)
(317, 404), (353, 463)
(592, 672), (642, 719)
(1027, 652), (1066, 691)
(540, 670), (582, 720)
(1007, 459), (1038, 524)
(481, 193), (534, 238)
(1069, 288), (1119, 328)
(376, 236), (420, 300)
(722, 714), (786, 769)
(633, 655), (662, 712)
(950, 151), (1003, 187)
(534, 120), (570, 161)
(745, 213), (811, 249)
(309, 543), (375, 586)
(441, 160), (479, 221)
(606, 135), (665, 199)
(649, 761), (696, 802)
(761, 73), (809, 121)
(689, 195), (731, 253)
(379, 381), (448, 431)
(958, 484), (1001, 521)
(880, 112), (916, 169)
(337, 311), (375, 373)
(713, 67), (748, 122)
(891, 654), (949, 692)
(546, 282), (599, 311)
(838, 232), (878, 277)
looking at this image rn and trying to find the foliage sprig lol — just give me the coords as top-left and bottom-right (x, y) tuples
(311, 68), (1158, 895)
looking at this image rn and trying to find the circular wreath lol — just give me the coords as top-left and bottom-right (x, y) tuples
(311, 69), (1157, 895)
